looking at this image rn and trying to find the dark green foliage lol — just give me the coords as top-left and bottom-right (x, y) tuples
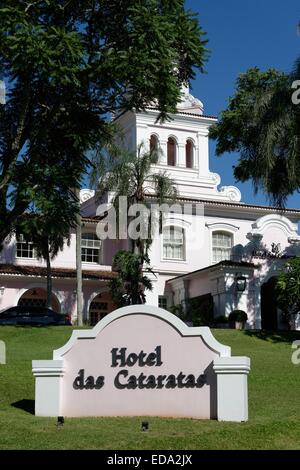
(188, 294), (214, 326)
(209, 63), (300, 207)
(213, 315), (228, 325)
(276, 257), (300, 329)
(169, 304), (184, 317)
(171, 294), (214, 326)
(228, 310), (248, 323)
(110, 250), (154, 307)
(0, 1), (208, 244)
(14, 192), (76, 307)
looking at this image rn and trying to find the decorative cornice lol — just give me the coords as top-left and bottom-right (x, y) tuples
(250, 214), (299, 238)
(167, 260), (256, 284)
(206, 222), (240, 233)
(146, 195), (300, 216)
(213, 357), (251, 375)
(32, 360), (65, 378)
(219, 186), (242, 202)
(80, 189), (95, 204)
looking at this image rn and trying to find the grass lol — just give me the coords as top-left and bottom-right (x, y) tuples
(0, 326), (300, 450)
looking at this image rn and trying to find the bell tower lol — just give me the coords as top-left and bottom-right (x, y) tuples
(114, 88), (242, 203)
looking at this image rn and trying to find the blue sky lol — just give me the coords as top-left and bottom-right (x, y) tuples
(186, 0), (300, 208)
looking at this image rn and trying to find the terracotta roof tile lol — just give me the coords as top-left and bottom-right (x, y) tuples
(0, 264), (117, 280)
(82, 216), (101, 223)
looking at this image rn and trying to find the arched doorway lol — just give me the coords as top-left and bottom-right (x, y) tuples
(89, 292), (115, 326)
(18, 288), (61, 312)
(260, 277), (278, 330)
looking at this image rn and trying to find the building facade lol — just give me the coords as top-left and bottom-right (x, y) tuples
(1, 87), (300, 329)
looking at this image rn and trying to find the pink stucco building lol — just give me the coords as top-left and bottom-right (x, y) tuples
(1, 86), (300, 329)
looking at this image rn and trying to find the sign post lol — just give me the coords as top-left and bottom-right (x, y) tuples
(32, 305), (250, 421)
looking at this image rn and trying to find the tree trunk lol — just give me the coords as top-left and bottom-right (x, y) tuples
(75, 188), (83, 326)
(45, 247), (52, 309)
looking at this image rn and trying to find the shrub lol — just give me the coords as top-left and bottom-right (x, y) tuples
(170, 305), (184, 318)
(228, 310), (248, 323)
(188, 294), (214, 326)
(170, 294), (214, 326)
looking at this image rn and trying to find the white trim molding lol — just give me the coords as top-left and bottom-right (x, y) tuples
(218, 186), (242, 202)
(206, 222), (240, 233)
(53, 305), (231, 359)
(80, 189), (95, 203)
(206, 224), (237, 266)
(250, 214), (299, 239)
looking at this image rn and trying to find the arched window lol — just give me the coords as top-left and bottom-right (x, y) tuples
(167, 137), (176, 166)
(150, 134), (159, 153)
(163, 226), (185, 260)
(81, 233), (101, 263)
(212, 231), (233, 263)
(186, 139), (194, 168)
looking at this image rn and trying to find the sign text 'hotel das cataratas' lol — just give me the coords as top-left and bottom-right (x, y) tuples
(32, 306), (250, 422)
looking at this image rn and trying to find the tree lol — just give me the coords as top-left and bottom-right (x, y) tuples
(0, 0), (208, 245)
(276, 258), (300, 329)
(75, 188), (83, 326)
(110, 250), (153, 307)
(96, 142), (178, 257)
(209, 63), (300, 207)
(15, 189), (77, 309)
(21, 227), (68, 310)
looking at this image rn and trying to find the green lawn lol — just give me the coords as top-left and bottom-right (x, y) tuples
(0, 326), (300, 450)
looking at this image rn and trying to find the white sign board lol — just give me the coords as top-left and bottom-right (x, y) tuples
(32, 305), (250, 421)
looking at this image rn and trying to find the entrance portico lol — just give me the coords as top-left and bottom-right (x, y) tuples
(168, 261), (257, 328)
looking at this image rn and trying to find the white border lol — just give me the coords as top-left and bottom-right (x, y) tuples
(53, 304), (231, 359)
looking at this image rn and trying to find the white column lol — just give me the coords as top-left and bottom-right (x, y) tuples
(193, 143), (199, 170)
(210, 274), (226, 317)
(255, 278), (262, 329)
(177, 143), (186, 167)
(136, 123), (148, 151)
(182, 279), (191, 321)
(197, 130), (209, 177)
(159, 139), (167, 165)
(32, 360), (64, 417)
(144, 272), (159, 306)
(213, 356), (250, 422)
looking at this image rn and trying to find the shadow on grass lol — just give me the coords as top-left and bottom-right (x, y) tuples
(11, 399), (35, 415)
(244, 329), (300, 344)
